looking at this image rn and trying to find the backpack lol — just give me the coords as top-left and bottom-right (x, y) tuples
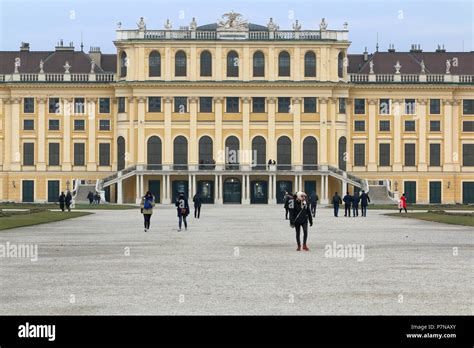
(144, 199), (152, 210)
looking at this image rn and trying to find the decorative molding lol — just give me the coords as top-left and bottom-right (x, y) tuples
(214, 97), (224, 103)
(442, 99), (454, 106)
(127, 97), (135, 103)
(328, 97), (338, 104)
(392, 99), (404, 104)
(189, 97), (199, 103)
(37, 97), (47, 104)
(417, 98), (428, 105)
(368, 98), (377, 105)
(291, 97), (302, 104)
(164, 96), (173, 103)
(319, 97), (328, 104)
(137, 97), (147, 103)
(267, 97), (276, 104)
(453, 99), (462, 106)
(242, 97), (251, 103)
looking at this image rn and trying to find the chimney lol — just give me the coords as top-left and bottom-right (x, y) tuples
(88, 46), (102, 68)
(388, 44), (395, 53)
(363, 47), (369, 61)
(55, 39), (74, 51)
(410, 44), (422, 53)
(20, 42), (30, 52)
(435, 44), (446, 53)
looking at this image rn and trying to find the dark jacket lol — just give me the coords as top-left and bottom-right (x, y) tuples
(65, 192), (72, 206)
(193, 194), (202, 206)
(284, 194), (292, 209)
(310, 193), (319, 204)
(290, 200), (313, 226)
(352, 193), (360, 205)
(175, 196), (190, 216)
(360, 193), (371, 206)
(343, 194), (352, 205)
(87, 192), (94, 200)
(331, 194), (342, 205)
(58, 194), (66, 204)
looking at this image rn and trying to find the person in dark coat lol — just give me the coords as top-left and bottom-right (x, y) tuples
(309, 191), (319, 217)
(283, 192), (293, 220)
(58, 192), (66, 212)
(140, 191), (155, 232)
(175, 192), (190, 231)
(290, 192), (313, 251)
(343, 192), (352, 217)
(331, 192), (342, 217)
(87, 191), (94, 204)
(65, 191), (72, 212)
(352, 191), (360, 217)
(360, 190), (371, 217)
(192, 192), (202, 219)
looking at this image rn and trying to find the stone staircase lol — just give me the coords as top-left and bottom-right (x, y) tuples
(73, 184), (97, 203)
(367, 185), (398, 204)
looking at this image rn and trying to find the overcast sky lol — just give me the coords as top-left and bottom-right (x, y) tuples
(0, 0), (472, 53)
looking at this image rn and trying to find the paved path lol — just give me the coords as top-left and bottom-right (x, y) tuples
(0, 206), (472, 315)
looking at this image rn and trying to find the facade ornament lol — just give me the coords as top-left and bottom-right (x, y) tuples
(217, 11), (248, 31)
(39, 59), (44, 73)
(291, 97), (302, 104)
(137, 17), (146, 31)
(420, 60), (425, 73)
(190, 17), (197, 30)
(292, 20), (301, 31)
(14, 57), (21, 73)
(319, 97), (328, 104)
(63, 61), (71, 74)
(319, 18), (327, 31)
(369, 60), (374, 74)
(343, 21), (348, 30)
(267, 17), (278, 31)
(90, 60), (96, 73)
(164, 19), (172, 30)
(117, 22), (122, 29)
(417, 98), (428, 105)
(368, 99), (378, 105)
(394, 61), (401, 74)
(445, 59), (451, 74)
(164, 96), (173, 103)
(242, 97), (251, 104)
(267, 97), (276, 104)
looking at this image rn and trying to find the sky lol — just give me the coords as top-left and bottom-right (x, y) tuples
(0, 0), (472, 53)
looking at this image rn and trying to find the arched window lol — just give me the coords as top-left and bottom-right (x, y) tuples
(200, 50), (212, 77)
(173, 136), (188, 170)
(147, 136), (162, 169)
(303, 136), (318, 170)
(227, 51), (239, 77)
(278, 51), (290, 77)
(253, 51), (265, 77)
(304, 51), (316, 77)
(252, 136), (266, 170)
(149, 51), (161, 77)
(117, 136), (126, 171)
(199, 136), (213, 169)
(175, 50), (187, 77)
(120, 51), (127, 78)
(338, 52), (344, 78)
(225, 136), (240, 169)
(277, 136), (291, 170)
(338, 136), (347, 171)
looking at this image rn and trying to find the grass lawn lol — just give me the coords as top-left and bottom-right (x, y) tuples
(368, 204), (474, 211)
(0, 210), (92, 231)
(0, 202), (136, 210)
(386, 211), (474, 227)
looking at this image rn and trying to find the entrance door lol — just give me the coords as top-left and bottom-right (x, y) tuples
(404, 181), (417, 204)
(304, 180), (316, 197)
(47, 180), (60, 203)
(197, 180), (214, 204)
(429, 181), (441, 204)
(22, 180), (34, 202)
(223, 178), (241, 204)
(463, 182), (474, 204)
(276, 180), (292, 204)
(172, 180), (188, 201)
(250, 181), (268, 204)
(148, 180), (161, 203)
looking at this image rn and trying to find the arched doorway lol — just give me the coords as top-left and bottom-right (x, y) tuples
(223, 177), (241, 204)
(252, 136), (266, 170)
(303, 136), (318, 170)
(338, 136), (347, 171)
(117, 136), (126, 171)
(147, 136), (162, 169)
(172, 180), (188, 201)
(277, 136), (292, 170)
(173, 136), (188, 170)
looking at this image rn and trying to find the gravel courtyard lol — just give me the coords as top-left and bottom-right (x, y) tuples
(0, 205), (472, 315)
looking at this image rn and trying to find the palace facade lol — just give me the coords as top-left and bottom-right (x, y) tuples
(0, 13), (473, 205)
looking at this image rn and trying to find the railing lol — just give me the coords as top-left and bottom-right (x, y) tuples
(1, 72), (115, 83)
(426, 74), (444, 83)
(376, 74), (394, 82)
(0, 74), (4, 82)
(401, 74), (419, 82)
(350, 73), (473, 84)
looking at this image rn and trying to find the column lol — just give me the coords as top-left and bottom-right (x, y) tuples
(188, 174), (192, 198)
(452, 100), (461, 171)
(294, 175), (299, 193)
(242, 97), (251, 168)
(135, 175), (140, 203)
(367, 98), (377, 171)
(128, 97), (136, 164)
(218, 175), (223, 204)
(267, 98), (276, 161)
(417, 99), (428, 171)
(87, 98), (97, 171)
(319, 98), (328, 165)
(37, 98), (46, 170)
(3, 98), (11, 170)
(345, 98), (353, 171)
(163, 174), (171, 204)
(189, 97), (198, 166)
(341, 180), (347, 195)
(243, 175), (250, 205)
(267, 175), (273, 204)
(140, 174), (144, 198)
(10, 98), (21, 171)
(62, 98), (72, 171)
(393, 99), (403, 171)
(443, 99), (454, 171)
(137, 97), (146, 165)
(214, 174), (219, 203)
(321, 175), (329, 204)
(192, 175), (197, 197)
(214, 97), (224, 167)
(292, 97), (302, 166)
(117, 179), (123, 204)
(299, 174), (303, 192)
(164, 97), (173, 167)
(272, 174), (277, 204)
(329, 97), (337, 165)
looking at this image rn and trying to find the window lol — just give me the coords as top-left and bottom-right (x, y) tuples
(463, 100), (474, 115)
(405, 120), (416, 132)
(253, 51), (265, 77)
(148, 97), (161, 112)
(463, 121), (474, 132)
(99, 98), (110, 113)
(23, 143), (34, 165)
(379, 120), (390, 131)
(99, 143), (110, 166)
(303, 136), (318, 168)
(337, 52), (344, 78)
(354, 144), (365, 166)
(405, 99), (416, 114)
(354, 99), (365, 114)
(199, 97), (213, 113)
(200, 50), (212, 77)
(175, 50), (187, 77)
(430, 120), (441, 132)
(463, 144), (474, 166)
(304, 51), (316, 77)
(74, 143), (85, 166)
(48, 98), (60, 114)
(277, 136), (291, 170)
(48, 143), (60, 166)
(278, 97), (291, 113)
(48, 119), (60, 131)
(278, 51), (290, 77)
(252, 97), (265, 113)
(379, 98), (390, 114)
(404, 143), (416, 166)
(379, 143), (391, 166)
(23, 119), (34, 130)
(338, 98), (346, 114)
(354, 120), (365, 132)
(149, 51), (161, 77)
(303, 97), (317, 113)
(23, 98), (34, 113)
(74, 119), (85, 131)
(227, 51), (239, 77)
(120, 51), (127, 77)
(226, 97), (240, 113)
(174, 97), (187, 113)
(429, 99), (441, 114)
(430, 143), (441, 166)
(118, 97), (126, 113)
(74, 98), (85, 114)
(99, 120), (110, 131)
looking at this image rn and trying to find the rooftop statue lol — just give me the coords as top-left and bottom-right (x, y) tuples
(164, 19), (172, 30)
(217, 11), (248, 30)
(137, 17), (146, 31)
(190, 17), (197, 30)
(292, 20), (301, 31)
(267, 17), (278, 31)
(320, 18), (327, 31)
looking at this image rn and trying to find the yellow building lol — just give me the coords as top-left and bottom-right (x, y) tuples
(0, 13), (473, 205)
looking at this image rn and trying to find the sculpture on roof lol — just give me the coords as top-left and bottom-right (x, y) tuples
(369, 60), (374, 74)
(117, 22), (122, 29)
(39, 59), (44, 73)
(394, 61), (402, 74)
(292, 20), (301, 31)
(343, 21), (348, 30)
(63, 61), (71, 74)
(445, 59), (451, 74)
(190, 17), (197, 30)
(420, 60), (425, 73)
(319, 18), (327, 31)
(164, 19), (172, 30)
(267, 17), (278, 31)
(90, 60), (96, 74)
(217, 11), (248, 30)
(14, 57), (20, 74)
(137, 17), (146, 31)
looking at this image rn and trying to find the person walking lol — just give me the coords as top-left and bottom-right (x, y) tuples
(309, 191), (319, 217)
(331, 192), (342, 217)
(343, 191), (352, 217)
(352, 191), (360, 217)
(87, 191), (94, 204)
(65, 190), (72, 212)
(58, 192), (66, 212)
(360, 190), (371, 217)
(96, 193), (101, 205)
(284, 192), (293, 220)
(140, 191), (155, 232)
(399, 193), (408, 213)
(290, 192), (313, 251)
(192, 191), (202, 219)
(175, 192), (190, 231)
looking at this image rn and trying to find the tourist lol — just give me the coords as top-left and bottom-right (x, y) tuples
(352, 191), (360, 217)
(140, 191), (155, 232)
(96, 193), (101, 205)
(283, 191), (292, 220)
(175, 192), (190, 231)
(290, 191), (313, 251)
(58, 192), (66, 212)
(331, 192), (342, 217)
(193, 191), (202, 219)
(399, 193), (408, 213)
(309, 191), (319, 217)
(343, 191), (352, 217)
(65, 191), (72, 212)
(360, 190), (371, 217)
(87, 191), (94, 204)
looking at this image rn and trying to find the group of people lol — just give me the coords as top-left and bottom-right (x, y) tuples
(86, 191), (102, 205)
(58, 191), (73, 212)
(331, 190), (371, 217)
